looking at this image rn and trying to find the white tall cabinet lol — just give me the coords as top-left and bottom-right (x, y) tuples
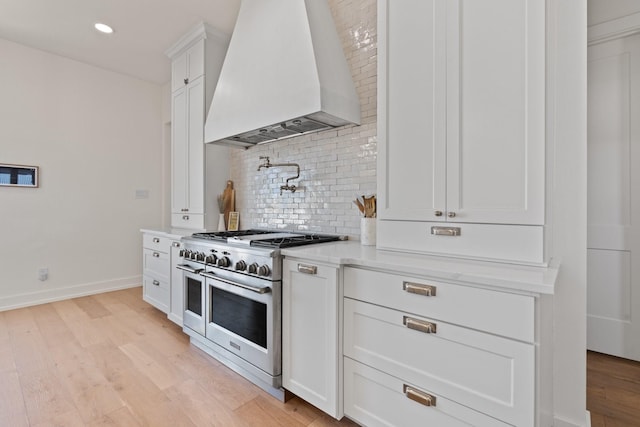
(377, 0), (547, 265)
(166, 24), (230, 230)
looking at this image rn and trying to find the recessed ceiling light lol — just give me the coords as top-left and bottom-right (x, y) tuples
(94, 23), (114, 34)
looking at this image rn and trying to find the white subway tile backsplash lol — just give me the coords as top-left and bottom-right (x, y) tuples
(228, 0), (376, 238)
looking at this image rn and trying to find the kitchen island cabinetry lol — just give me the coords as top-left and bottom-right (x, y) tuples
(166, 24), (230, 230)
(377, 0), (546, 264)
(282, 257), (343, 419)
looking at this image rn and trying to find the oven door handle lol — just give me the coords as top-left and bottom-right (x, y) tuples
(176, 264), (204, 274)
(200, 271), (272, 295)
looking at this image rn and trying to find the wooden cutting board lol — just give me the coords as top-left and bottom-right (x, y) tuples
(222, 180), (235, 227)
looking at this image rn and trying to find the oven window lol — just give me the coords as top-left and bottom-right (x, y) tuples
(211, 286), (267, 349)
(186, 277), (202, 316)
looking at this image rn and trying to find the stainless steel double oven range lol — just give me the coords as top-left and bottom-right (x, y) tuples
(176, 230), (343, 399)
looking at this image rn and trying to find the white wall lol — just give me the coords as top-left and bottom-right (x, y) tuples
(0, 38), (164, 310)
(550, 1), (588, 426)
(588, 0), (640, 26)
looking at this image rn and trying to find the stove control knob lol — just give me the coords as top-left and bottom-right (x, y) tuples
(248, 263), (259, 274)
(196, 252), (206, 262)
(205, 255), (217, 264)
(182, 250), (191, 259)
(235, 260), (247, 271)
(257, 265), (271, 277)
(179, 249), (187, 257)
(217, 257), (231, 268)
(190, 251), (198, 260)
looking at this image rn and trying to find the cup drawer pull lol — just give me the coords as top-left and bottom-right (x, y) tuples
(297, 264), (317, 275)
(403, 384), (436, 407)
(403, 281), (436, 297)
(431, 226), (461, 236)
(403, 316), (437, 334)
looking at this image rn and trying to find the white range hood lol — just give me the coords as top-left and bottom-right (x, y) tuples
(204, 0), (361, 148)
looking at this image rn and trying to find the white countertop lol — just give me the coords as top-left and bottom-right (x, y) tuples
(282, 241), (558, 295)
(140, 227), (198, 239)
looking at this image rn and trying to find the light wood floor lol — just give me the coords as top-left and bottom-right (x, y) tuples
(588, 350), (640, 427)
(0, 288), (358, 427)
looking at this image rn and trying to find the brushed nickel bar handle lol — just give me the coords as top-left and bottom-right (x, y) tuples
(431, 226), (461, 236)
(176, 264), (203, 274)
(297, 264), (318, 275)
(403, 384), (436, 407)
(403, 316), (437, 334)
(403, 281), (436, 297)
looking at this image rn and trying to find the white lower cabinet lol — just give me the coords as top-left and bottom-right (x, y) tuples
(141, 231), (184, 326)
(344, 358), (509, 427)
(142, 235), (171, 313)
(343, 266), (537, 427)
(282, 258), (342, 418)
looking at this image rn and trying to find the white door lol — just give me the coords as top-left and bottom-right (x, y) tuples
(587, 34), (640, 360)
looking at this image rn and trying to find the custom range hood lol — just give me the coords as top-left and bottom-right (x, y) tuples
(204, 0), (361, 148)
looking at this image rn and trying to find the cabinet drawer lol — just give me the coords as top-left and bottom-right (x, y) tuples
(143, 248), (170, 280)
(143, 275), (169, 313)
(142, 234), (171, 252)
(171, 213), (204, 230)
(344, 267), (533, 342)
(344, 298), (534, 427)
(344, 358), (509, 427)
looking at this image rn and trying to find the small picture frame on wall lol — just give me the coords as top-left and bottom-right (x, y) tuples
(228, 212), (239, 231)
(0, 164), (39, 188)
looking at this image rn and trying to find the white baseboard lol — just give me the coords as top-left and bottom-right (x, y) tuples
(554, 411), (591, 427)
(0, 275), (142, 312)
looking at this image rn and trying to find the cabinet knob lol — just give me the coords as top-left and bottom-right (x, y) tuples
(152, 280), (160, 286)
(153, 237), (160, 243)
(447, 211), (456, 218)
(434, 210), (443, 217)
(172, 242), (180, 248)
(184, 78), (189, 85)
(182, 215), (190, 220)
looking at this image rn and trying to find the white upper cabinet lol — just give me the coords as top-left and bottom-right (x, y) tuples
(377, 0), (546, 264)
(167, 24), (230, 230)
(171, 39), (205, 92)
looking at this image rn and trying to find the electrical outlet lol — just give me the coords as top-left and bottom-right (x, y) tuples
(38, 268), (48, 281)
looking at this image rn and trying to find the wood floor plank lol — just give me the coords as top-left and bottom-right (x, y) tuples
(29, 302), (78, 350)
(72, 295), (113, 319)
(52, 299), (109, 348)
(587, 351), (640, 427)
(86, 406), (142, 427)
(52, 343), (125, 423)
(0, 370), (29, 427)
(165, 378), (250, 427)
(5, 308), (56, 376)
(20, 368), (82, 426)
(119, 341), (183, 390)
(194, 358), (262, 411)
